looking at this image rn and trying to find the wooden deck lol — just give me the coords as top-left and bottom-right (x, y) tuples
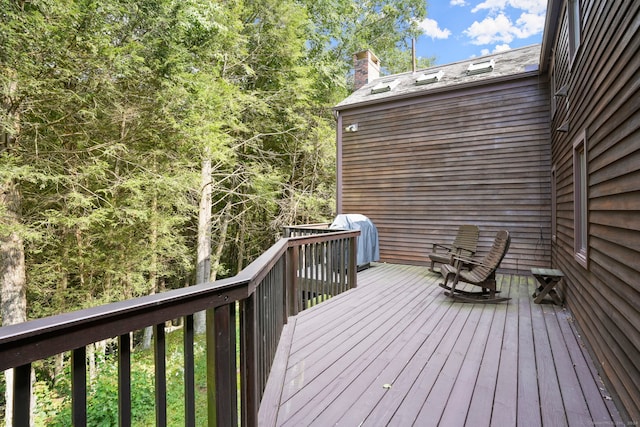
(258, 263), (623, 426)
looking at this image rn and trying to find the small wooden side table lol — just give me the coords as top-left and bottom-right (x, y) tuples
(531, 268), (564, 305)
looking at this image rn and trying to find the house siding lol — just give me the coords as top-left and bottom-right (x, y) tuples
(338, 75), (552, 273)
(548, 0), (639, 421)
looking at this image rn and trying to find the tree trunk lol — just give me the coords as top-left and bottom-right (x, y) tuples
(211, 200), (232, 282)
(235, 219), (245, 274)
(1, 180), (28, 425)
(142, 192), (159, 349)
(194, 158), (212, 334)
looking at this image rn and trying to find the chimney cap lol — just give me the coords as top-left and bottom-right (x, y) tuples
(354, 50), (380, 65)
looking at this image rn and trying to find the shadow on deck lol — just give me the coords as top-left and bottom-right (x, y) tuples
(258, 263), (622, 426)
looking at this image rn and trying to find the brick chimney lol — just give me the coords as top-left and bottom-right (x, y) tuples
(353, 50), (380, 90)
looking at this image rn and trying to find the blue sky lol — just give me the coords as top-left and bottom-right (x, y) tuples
(417, 0), (547, 65)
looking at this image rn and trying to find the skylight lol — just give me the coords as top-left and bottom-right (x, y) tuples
(466, 59), (495, 75)
(370, 79), (399, 94)
(416, 70), (444, 85)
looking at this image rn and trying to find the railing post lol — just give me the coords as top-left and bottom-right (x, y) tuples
(241, 294), (259, 426)
(154, 324), (167, 426)
(71, 347), (86, 426)
(184, 315), (196, 427)
(118, 333), (132, 427)
(206, 309), (216, 425)
(348, 236), (358, 289)
(286, 246), (299, 316)
(207, 303), (237, 426)
(12, 363), (31, 427)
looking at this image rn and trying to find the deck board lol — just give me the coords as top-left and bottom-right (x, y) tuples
(258, 263), (623, 426)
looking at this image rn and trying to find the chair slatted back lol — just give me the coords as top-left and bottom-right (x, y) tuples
(462, 230), (510, 283)
(452, 225), (480, 254)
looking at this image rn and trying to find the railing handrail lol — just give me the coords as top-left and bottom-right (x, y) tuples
(284, 222), (331, 229)
(0, 229), (360, 372)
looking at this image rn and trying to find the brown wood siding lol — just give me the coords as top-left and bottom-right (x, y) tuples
(549, 0), (640, 421)
(339, 76), (551, 273)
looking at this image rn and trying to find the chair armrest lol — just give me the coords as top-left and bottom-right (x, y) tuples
(451, 254), (483, 266)
(459, 248), (475, 257)
(432, 243), (454, 252)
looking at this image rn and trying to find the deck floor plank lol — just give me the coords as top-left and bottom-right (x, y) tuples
(541, 301), (592, 427)
(259, 263), (623, 426)
(335, 285), (452, 425)
(553, 305), (623, 425)
(279, 268), (429, 410)
(488, 274), (520, 427)
(517, 274), (543, 427)
(530, 274), (569, 427)
(369, 296), (473, 426)
(412, 303), (491, 427)
(466, 275), (510, 427)
(279, 269), (435, 425)
(307, 279), (445, 426)
(436, 302), (497, 427)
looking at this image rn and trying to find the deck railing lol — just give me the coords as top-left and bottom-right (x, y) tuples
(0, 229), (359, 427)
(282, 223), (333, 237)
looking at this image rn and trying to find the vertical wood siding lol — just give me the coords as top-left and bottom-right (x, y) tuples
(549, 0), (640, 421)
(339, 76), (551, 273)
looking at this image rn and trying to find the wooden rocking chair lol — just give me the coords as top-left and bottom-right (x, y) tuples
(439, 230), (511, 303)
(428, 224), (480, 271)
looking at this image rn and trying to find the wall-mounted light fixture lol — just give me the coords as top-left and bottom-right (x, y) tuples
(555, 84), (568, 97)
(345, 123), (359, 132)
(557, 121), (570, 132)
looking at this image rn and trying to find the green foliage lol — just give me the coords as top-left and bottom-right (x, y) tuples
(32, 330), (207, 426)
(2, 0), (426, 314)
(1, 0), (428, 420)
(2, 0), (426, 411)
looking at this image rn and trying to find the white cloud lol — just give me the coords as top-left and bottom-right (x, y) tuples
(472, 0), (508, 13)
(464, 13), (515, 45)
(480, 44), (511, 57)
(508, 0), (546, 14)
(472, 0), (546, 14)
(514, 12), (546, 37)
(419, 18), (452, 40)
(494, 43), (512, 52)
(450, 0), (467, 6)
(464, 7), (545, 45)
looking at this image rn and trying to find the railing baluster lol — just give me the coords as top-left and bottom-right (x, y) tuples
(313, 242), (318, 306)
(118, 333), (132, 427)
(268, 272), (274, 367)
(348, 235), (358, 289)
(321, 241), (327, 301)
(330, 240), (336, 297)
(71, 347), (86, 426)
(211, 303), (237, 426)
(241, 293), (258, 426)
(278, 257), (285, 327)
(257, 284), (264, 390)
(263, 283), (269, 388)
(287, 245), (299, 316)
(184, 315), (195, 427)
(297, 245), (303, 311)
(206, 309), (215, 423)
(303, 243), (309, 308)
(340, 239), (347, 292)
(154, 324), (167, 426)
(13, 363), (31, 427)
